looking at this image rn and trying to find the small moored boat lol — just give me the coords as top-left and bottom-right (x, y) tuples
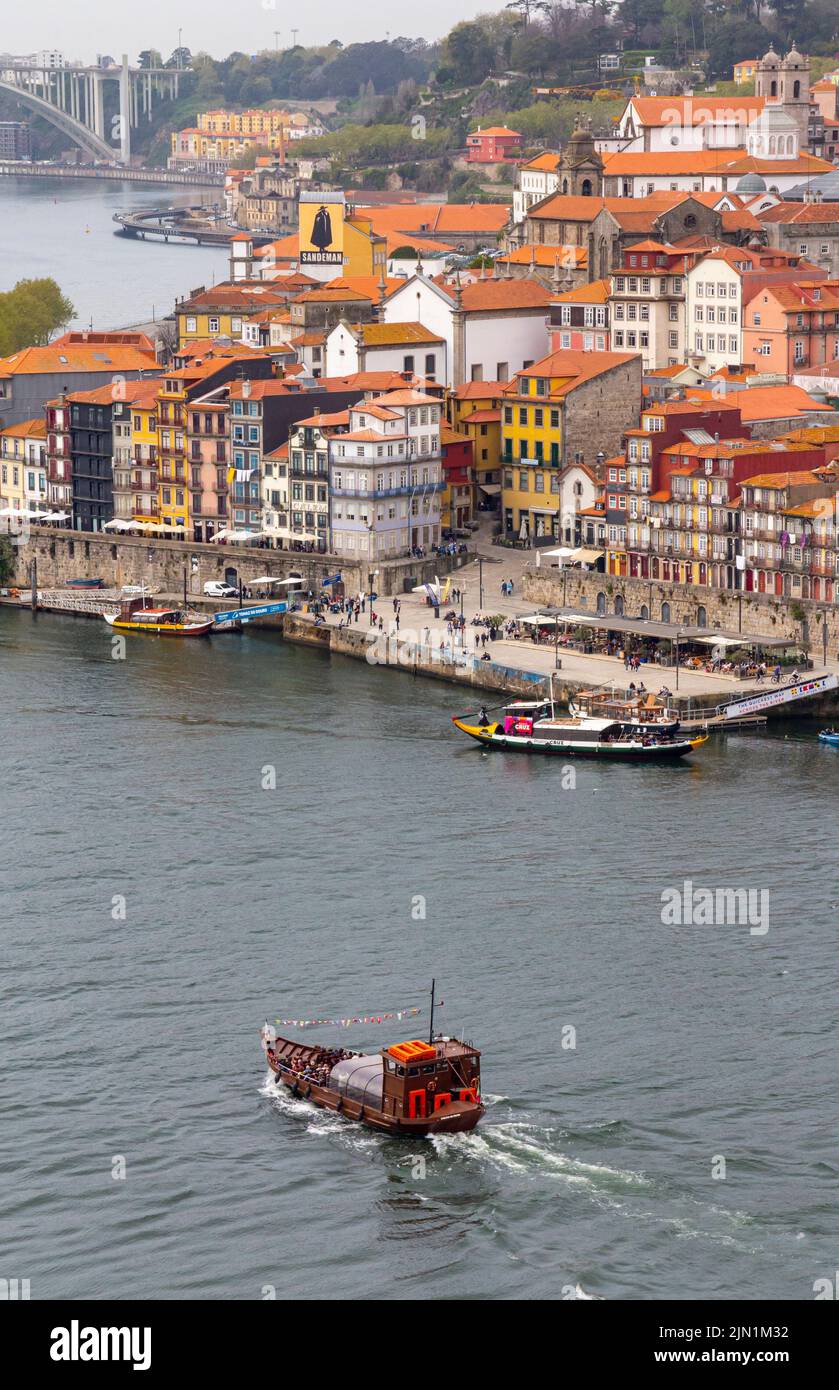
(818, 728), (839, 746)
(66, 577), (104, 589)
(103, 600), (212, 637)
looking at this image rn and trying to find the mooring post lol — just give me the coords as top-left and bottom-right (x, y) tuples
(30, 558), (37, 612)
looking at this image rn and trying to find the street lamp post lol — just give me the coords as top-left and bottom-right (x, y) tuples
(478, 554), (484, 610)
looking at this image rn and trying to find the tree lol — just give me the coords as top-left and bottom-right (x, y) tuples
(0, 279), (75, 355)
(439, 21), (496, 86)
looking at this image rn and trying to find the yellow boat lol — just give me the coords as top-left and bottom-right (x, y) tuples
(103, 605), (212, 637)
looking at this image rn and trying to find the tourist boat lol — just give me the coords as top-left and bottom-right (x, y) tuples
(103, 600), (212, 637)
(260, 1024), (484, 1137)
(453, 679), (705, 760)
(568, 687), (681, 735)
(818, 729), (839, 746)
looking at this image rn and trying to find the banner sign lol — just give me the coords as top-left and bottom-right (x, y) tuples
(213, 602), (288, 624)
(724, 672), (838, 719)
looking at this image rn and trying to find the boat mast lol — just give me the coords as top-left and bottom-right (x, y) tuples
(429, 978), (436, 1043)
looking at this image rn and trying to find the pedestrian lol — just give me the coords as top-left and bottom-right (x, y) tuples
(378, 616), (384, 632)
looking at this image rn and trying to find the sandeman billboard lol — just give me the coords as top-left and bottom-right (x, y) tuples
(299, 198), (345, 266)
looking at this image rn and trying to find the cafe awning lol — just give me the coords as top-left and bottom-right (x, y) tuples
(478, 483), (501, 495)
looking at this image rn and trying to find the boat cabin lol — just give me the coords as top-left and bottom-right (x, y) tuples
(572, 690), (676, 725)
(117, 602), (186, 624)
(377, 1037), (481, 1121)
(501, 699), (553, 734)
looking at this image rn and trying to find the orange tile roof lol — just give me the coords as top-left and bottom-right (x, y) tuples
(0, 344), (157, 375)
(521, 151), (561, 172)
(459, 278), (554, 311)
(290, 409), (350, 428)
(294, 286), (372, 303)
(511, 348), (638, 395)
(685, 385), (834, 422)
(355, 322), (444, 346)
(740, 470), (822, 489)
(65, 378), (166, 407)
(469, 126), (521, 138)
(338, 428), (407, 443)
(629, 95), (766, 126)
(551, 277), (610, 305)
(759, 202), (839, 225)
(497, 245), (587, 267)
(325, 275), (404, 299)
(372, 388), (440, 407)
(462, 408), (501, 423)
(0, 417), (47, 438)
(450, 381), (508, 399)
(228, 380), (297, 400)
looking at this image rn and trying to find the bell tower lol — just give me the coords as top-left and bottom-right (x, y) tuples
(779, 43), (810, 150)
(755, 45), (781, 101)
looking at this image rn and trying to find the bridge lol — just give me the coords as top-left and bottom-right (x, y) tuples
(0, 55), (186, 165)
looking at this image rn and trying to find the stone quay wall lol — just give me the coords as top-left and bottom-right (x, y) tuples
(523, 568), (838, 661)
(10, 529), (470, 601)
(282, 612), (558, 700)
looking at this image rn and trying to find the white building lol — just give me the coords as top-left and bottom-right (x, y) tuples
(512, 152), (561, 226)
(381, 272), (553, 385)
(685, 249), (745, 373)
(330, 391), (443, 560)
(323, 320), (447, 382)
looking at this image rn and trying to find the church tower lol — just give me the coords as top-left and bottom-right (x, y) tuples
(558, 116), (604, 198)
(779, 43), (810, 150)
(755, 45), (781, 101)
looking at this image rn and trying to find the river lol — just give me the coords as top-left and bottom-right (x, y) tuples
(1, 606), (837, 1301)
(0, 175), (227, 330)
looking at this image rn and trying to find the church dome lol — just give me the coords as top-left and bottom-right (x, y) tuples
(783, 43), (806, 66)
(736, 171), (767, 195)
(761, 45), (780, 66)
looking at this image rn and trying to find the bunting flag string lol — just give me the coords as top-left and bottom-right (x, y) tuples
(274, 1004), (437, 1030)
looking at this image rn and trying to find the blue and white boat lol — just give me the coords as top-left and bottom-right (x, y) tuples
(818, 729), (839, 746)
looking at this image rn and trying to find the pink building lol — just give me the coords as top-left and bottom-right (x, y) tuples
(466, 126), (522, 164)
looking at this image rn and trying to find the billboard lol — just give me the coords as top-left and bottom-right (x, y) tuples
(299, 198), (345, 267)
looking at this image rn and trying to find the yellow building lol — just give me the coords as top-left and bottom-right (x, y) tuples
(298, 193), (388, 280)
(155, 373), (189, 535)
(499, 349), (636, 540)
(176, 282), (292, 350)
(128, 384), (163, 525)
(733, 59), (758, 85)
(0, 419), (48, 522)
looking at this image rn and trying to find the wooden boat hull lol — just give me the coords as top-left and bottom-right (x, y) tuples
(266, 1055), (484, 1136)
(103, 614), (212, 637)
(453, 718), (706, 760)
(66, 578), (103, 589)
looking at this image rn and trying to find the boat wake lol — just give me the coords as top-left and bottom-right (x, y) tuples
(431, 1120), (654, 1193)
(259, 1075), (762, 1255)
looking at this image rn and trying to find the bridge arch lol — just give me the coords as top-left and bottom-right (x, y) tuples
(0, 80), (115, 163)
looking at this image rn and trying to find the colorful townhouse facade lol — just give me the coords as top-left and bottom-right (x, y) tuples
(499, 349), (642, 540)
(742, 278), (839, 374)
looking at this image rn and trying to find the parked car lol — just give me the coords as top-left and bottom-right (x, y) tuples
(203, 580), (238, 598)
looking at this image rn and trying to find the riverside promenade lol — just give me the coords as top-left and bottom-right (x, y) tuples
(313, 540), (773, 706)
